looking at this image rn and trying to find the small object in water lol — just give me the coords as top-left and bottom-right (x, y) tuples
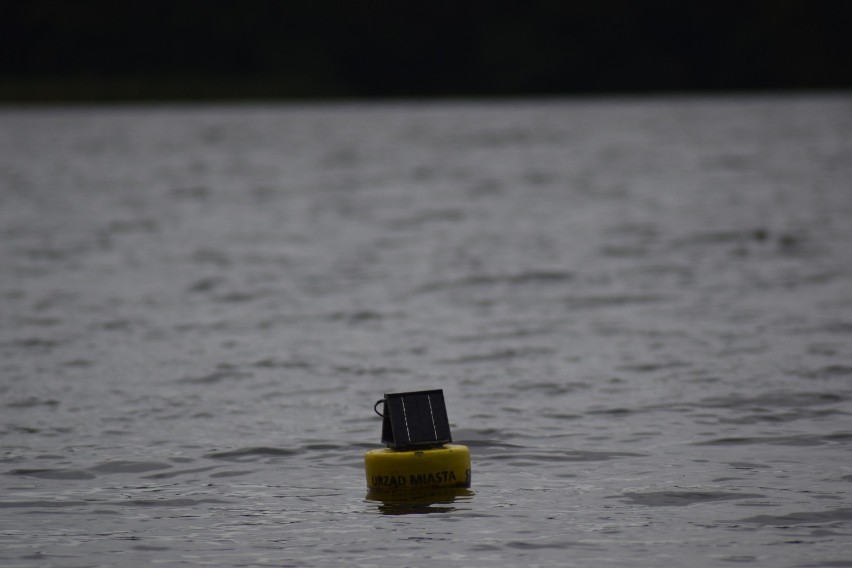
(365, 389), (471, 492)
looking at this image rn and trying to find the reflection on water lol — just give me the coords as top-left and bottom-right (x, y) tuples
(366, 488), (475, 515)
(1, 94), (851, 567)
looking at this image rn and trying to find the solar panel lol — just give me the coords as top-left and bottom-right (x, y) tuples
(378, 389), (452, 450)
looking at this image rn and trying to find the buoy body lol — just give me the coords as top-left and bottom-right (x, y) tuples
(365, 444), (471, 492)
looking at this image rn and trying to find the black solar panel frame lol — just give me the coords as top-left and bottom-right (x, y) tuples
(380, 389), (452, 449)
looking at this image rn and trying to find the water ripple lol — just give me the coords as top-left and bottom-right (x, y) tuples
(731, 508), (852, 526)
(617, 491), (766, 506)
(89, 461), (173, 474)
(6, 468), (95, 480)
(416, 270), (576, 293)
(204, 447), (299, 462)
(696, 432), (852, 447)
(487, 450), (644, 463)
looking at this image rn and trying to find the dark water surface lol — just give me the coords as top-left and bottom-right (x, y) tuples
(1, 94), (852, 567)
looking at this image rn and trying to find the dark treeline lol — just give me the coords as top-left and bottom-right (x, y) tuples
(2, 0), (851, 101)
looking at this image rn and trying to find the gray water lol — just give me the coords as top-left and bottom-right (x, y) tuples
(1, 94), (851, 567)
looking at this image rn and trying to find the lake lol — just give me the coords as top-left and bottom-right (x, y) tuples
(1, 93), (851, 566)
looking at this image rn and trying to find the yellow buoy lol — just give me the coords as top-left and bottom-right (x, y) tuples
(364, 390), (472, 496)
(365, 444), (471, 491)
